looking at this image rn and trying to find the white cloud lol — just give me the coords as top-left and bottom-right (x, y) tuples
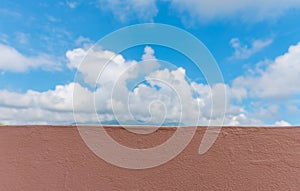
(93, 0), (300, 25)
(253, 103), (280, 119)
(230, 38), (273, 59)
(98, 0), (158, 22)
(75, 36), (92, 46)
(274, 120), (291, 126)
(191, 82), (261, 126)
(168, 0), (300, 23)
(0, 90), (34, 109)
(70, 46), (193, 125)
(1, 45), (260, 126)
(66, 1), (78, 9)
(67, 46), (136, 87)
(226, 42), (300, 125)
(96, 0), (300, 23)
(0, 44), (61, 72)
(66, 47), (87, 69)
(0, 83), (78, 112)
(0, 82), (101, 125)
(233, 41), (300, 99)
(226, 113), (262, 126)
(3, 43), (297, 126)
(0, 84), (73, 124)
(0, 107), (73, 125)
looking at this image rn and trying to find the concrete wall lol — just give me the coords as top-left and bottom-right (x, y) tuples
(1, 126), (300, 190)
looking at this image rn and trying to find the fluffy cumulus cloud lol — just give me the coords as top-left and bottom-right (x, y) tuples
(70, 45), (199, 125)
(0, 45), (257, 125)
(0, 44), (60, 73)
(1, 43), (298, 126)
(233, 42), (300, 99)
(0, 84), (75, 124)
(69, 45), (260, 126)
(0, 82), (103, 125)
(226, 41), (300, 126)
(191, 82), (262, 126)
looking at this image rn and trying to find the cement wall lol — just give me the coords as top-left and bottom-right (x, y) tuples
(1, 126), (300, 190)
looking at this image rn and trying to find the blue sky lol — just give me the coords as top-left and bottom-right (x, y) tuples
(1, 0), (300, 125)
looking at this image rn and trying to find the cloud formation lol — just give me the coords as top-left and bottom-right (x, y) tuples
(1, 43), (297, 126)
(169, 0), (300, 22)
(97, 0), (300, 23)
(98, 0), (158, 22)
(233, 42), (300, 99)
(0, 45), (253, 125)
(230, 38), (273, 59)
(274, 120), (292, 126)
(0, 44), (61, 73)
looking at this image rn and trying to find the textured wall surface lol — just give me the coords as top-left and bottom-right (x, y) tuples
(1, 126), (300, 190)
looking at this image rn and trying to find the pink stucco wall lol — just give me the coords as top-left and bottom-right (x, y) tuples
(1, 126), (300, 190)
